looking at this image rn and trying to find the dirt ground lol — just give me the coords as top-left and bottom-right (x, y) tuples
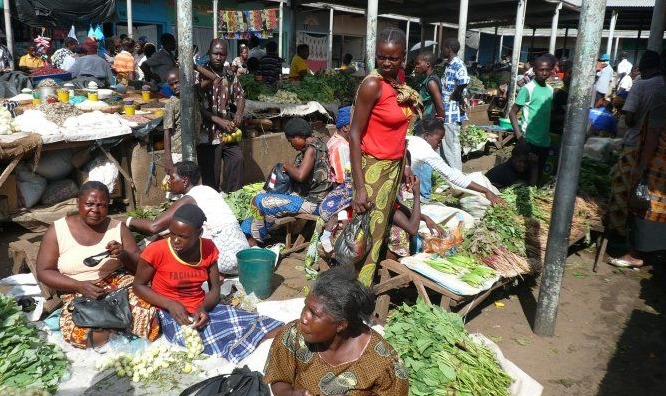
(2, 147), (664, 396)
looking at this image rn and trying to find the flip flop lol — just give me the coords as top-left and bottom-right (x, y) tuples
(608, 258), (642, 268)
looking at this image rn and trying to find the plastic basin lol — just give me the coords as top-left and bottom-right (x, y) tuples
(236, 248), (276, 300)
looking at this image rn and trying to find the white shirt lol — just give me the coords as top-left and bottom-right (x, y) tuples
(617, 59), (633, 76)
(61, 55), (77, 71)
(185, 185), (239, 238)
(617, 74), (633, 92)
(596, 64), (613, 94)
(406, 135), (472, 189)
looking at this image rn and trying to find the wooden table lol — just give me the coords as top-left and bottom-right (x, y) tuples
(373, 259), (513, 323)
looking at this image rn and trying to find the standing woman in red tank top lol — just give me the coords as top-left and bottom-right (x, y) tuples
(348, 28), (422, 286)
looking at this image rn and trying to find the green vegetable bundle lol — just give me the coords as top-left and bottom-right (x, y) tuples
(0, 294), (69, 394)
(425, 255), (497, 287)
(460, 125), (488, 149)
(223, 182), (264, 221)
(385, 300), (512, 396)
(238, 75), (271, 101)
(578, 158), (612, 200)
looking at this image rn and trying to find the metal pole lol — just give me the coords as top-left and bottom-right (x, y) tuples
(213, 0), (218, 39)
(498, 34), (504, 60)
(533, 0), (608, 337)
(508, 0), (527, 111)
(433, 23), (438, 55)
(3, 0), (13, 67)
(494, 26), (499, 63)
(606, 10), (618, 56)
(647, 0), (666, 52)
(405, 20), (411, 62)
(563, 27), (569, 54)
(635, 25), (643, 64)
(530, 27), (536, 58)
(127, 0), (133, 38)
(176, 0), (195, 162)
(420, 18), (426, 53)
(613, 36), (620, 60)
(328, 7), (334, 69)
(549, 2), (562, 55)
(438, 23), (444, 58)
(278, 2), (283, 58)
(458, 0), (469, 57)
(366, 0), (378, 72)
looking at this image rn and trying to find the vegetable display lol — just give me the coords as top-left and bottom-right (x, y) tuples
(0, 106), (17, 135)
(0, 294), (69, 394)
(258, 90), (300, 104)
(385, 300), (512, 396)
(241, 73), (356, 104)
(460, 124), (488, 149)
(424, 254), (497, 287)
(578, 158), (612, 200)
(223, 182), (263, 221)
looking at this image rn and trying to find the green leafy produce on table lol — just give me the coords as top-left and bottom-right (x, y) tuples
(460, 125), (488, 149)
(0, 294), (69, 394)
(224, 182), (263, 221)
(385, 299), (512, 396)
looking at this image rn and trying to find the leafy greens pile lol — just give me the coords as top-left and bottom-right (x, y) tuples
(223, 182), (264, 221)
(385, 300), (512, 396)
(0, 294), (69, 393)
(460, 125), (488, 149)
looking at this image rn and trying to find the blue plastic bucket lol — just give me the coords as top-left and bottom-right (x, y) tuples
(236, 248), (276, 300)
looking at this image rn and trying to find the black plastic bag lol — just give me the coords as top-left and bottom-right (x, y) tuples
(178, 365), (270, 396)
(629, 177), (651, 212)
(333, 213), (371, 267)
(264, 163), (292, 194)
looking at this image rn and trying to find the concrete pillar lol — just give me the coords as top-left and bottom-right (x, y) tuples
(3, 0), (13, 67)
(176, 0), (195, 161)
(213, 0), (218, 39)
(534, 0), (609, 338)
(328, 8), (334, 69)
(606, 10), (618, 56)
(648, 0), (666, 52)
(508, 0), (528, 110)
(366, 0), (378, 71)
(549, 2), (562, 55)
(613, 36), (620, 61)
(458, 0), (469, 57)
(127, 0), (133, 37)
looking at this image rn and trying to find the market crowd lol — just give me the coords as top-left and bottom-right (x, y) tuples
(28, 23), (666, 395)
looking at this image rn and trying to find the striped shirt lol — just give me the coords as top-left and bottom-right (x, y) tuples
(441, 56), (470, 124)
(259, 53), (282, 84)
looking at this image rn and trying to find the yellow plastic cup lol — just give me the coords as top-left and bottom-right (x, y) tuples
(142, 91), (151, 101)
(124, 104), (136, 115)
(32, 98), (41, 105)
(57, 90), (70, 103)
(88, 91), (99, 101)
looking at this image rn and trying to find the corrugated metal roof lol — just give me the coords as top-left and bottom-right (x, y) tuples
(606, 0), (655, 7)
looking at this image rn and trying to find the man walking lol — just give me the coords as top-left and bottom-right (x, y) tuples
(440, 38), (469, 170)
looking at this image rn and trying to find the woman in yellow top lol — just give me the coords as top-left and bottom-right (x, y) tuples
(289, 44), (310, 80)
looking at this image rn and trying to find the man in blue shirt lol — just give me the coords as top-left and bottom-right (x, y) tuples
(588, 99), (618, 137)
(440, 38), (470, 171)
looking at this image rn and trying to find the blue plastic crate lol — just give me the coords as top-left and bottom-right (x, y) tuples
(30, 72), (72, 84)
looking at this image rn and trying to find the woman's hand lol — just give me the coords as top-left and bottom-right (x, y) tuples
(167, 300), (192, 326)
(192, 307), (210, 329)
(424, 217), (444, 237)
(411, 176), (421, 198)
(484, 190), (504, 205)
(77, 280), (105, 299)
(352, 187), (373, 214)
(403, 166), (415, 190)
(106, 240), (124, 259)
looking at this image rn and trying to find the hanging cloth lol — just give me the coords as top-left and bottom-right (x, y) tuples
(68, 25), (77, 40)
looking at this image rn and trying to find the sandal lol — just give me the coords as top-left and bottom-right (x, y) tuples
(608, 258), (643, 268)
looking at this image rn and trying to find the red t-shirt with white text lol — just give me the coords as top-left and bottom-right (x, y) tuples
(140, 238), (218, 313)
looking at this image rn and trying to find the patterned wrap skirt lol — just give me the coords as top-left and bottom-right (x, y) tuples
(607, 146), (637, 236)
(159, 304), (283, 363)
(59, 271), (160, 349)
(240, 193), (319, 242)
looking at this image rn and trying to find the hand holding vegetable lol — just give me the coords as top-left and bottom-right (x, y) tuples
(106, 240), (124, 259)
(484, 190), (504, 205)
(424, 216), (445, 237)
(77, 280), (105, 299)
(167, 300), (192, 325)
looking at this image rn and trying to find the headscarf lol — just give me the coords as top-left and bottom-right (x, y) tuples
(366, 69), (422, 117)
(336, 106), (352, 129)
(82, 37), (98, 55)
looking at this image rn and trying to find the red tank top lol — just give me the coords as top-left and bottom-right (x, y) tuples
(361, 79), (411, 160)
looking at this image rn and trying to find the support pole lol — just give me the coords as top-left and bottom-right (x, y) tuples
(366, 0), (378, 72)
(127, 0), (133, 38)
(438, 23), (444, 58)
(420, 18), (426, 53)
(328, 7), (334, 69)
(458, 0), (469, 58)
(635, 25), (643, 64)
(406, 20), (411, 61)
(613, 36), (620, 61)
(498, 34), (504, 61)
(508, 0), (527, 111)
(433, 23), (439, 55)
(176, 0), (195, 162)
(3, 0), (13, 67)
(606, 10), (618, 56)
(530, 27), (537, 58)
(278, 2), (283, 58)
(563, 27), (569, 54)
(494, 26), (499, 63)
(647, 0), (666, 52)
(213, 0), (218, 39)
(534, 0), (608, 337)
(549, 2), (562, 55)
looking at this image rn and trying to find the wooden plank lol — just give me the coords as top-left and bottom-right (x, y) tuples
(0, 154), (23, 189)
(373, 274), (411, 295)
(414, 281), (432, 305)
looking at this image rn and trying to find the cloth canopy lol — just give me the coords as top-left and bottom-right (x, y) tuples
(15, 0), (116, 27)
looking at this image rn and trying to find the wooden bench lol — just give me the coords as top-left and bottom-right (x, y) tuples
(9, 239), (62, 314)
(372, 259), (513, 323)
(273, 213), (319, 255)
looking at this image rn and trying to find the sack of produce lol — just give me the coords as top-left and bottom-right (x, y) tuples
(263, 163), (292, 194)
(83, 156), (119, 194)
(41, 179), (79, 206)
(583, 137), (612, 162)
(333, 213), (371, 267)
(35, 149), (74, 181)
(16, 164), (48, 208)
(460, 195), (491, 219)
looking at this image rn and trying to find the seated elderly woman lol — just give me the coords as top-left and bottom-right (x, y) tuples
(125, 161), (248, 274)
(36, 181), (160, 349)
(133, 204), (283, 363)
(241, 117), (333, 244)
(264, 266), (409, 395)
